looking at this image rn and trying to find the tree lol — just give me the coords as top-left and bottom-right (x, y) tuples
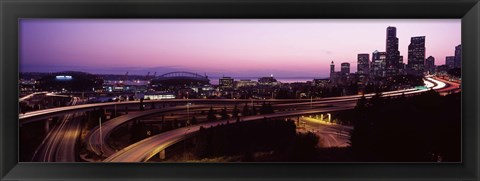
(139, 98), (145, 111)
(242, 103), (250, 116)
(221, 106), (229, 120)
(355, 94), (368, 110)
(260, 102), (274, 114)
(447, 68), (461, 78)
(34, 104), (40, 110)
(260, 102), (268, 114)
(251, 105), (258, 115)
(232, 104), (239, 118)
(130, 120), (147, 142)
(369, 91), (384, 107)
(266, 103), (274, 114)
(207, 106), (216, 121)
(191, 116), (197, 125)
(109, 109), (117, 119)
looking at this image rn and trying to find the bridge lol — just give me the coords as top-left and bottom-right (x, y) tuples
(103, 77), (458, 162)
(103, 82), (445, 162)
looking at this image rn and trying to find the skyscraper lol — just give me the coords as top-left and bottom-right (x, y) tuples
(341, 62), (350, 75)
(407, 36), (426, 76)
(372, 50), (387, 77)
(386, 26), (400, 76)
(446, 56), (455, 69)
(330, 61), (338, 83)
(330, 61), (335, 75)
(454, 44), (462, 68)
(357, 54), (370, 75)
(425, 56), (435, 74)
(398, 55), (405, 74)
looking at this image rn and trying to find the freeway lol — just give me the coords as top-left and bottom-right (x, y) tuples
(86, 105), (211, 156)
(31, 97), (84, 162)
(87, 101), (339, 158)
(102, 78), (449, 162)
(19, 92), (48, 102)
(299, 117), (352, 148)
(23, 77), (451, 162)
(428, 77), (461, 94)
(87, 85), (428, 159)
(19, 98), (318, 124)
(18, 84), (428, 125)
(103, 106), (355, 162)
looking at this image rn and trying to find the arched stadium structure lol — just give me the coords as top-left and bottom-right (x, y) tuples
(150, 71), (210, 90)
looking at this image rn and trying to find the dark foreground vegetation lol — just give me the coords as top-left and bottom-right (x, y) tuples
(164, 90), (460, 162)
(169, 119), (320, 162)
(349, 90), (461, 162)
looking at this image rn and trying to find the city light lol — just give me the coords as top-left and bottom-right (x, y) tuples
(18, 20), (461, 163)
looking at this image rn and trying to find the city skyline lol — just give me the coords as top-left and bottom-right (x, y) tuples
(20, 19), (460, 77)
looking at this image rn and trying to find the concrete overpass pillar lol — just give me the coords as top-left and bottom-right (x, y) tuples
(159, 150), (166, 160)
(320, 114), (324, 121)
(44, 118), (52, 133)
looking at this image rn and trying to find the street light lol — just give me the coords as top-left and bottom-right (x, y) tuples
(310, 96), (313, 109)
(99, 117), (103, 156)
(114, 99), (118, 118)
(184, 127), (190, 160)
(186, 102), (191, 126)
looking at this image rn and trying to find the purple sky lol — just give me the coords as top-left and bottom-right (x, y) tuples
(19, 19), (460, 78)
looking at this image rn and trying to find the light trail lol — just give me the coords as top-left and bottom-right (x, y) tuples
(426, 77), (447, 90)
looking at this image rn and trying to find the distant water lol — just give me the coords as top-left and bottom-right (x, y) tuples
(209, 77), (325, 85)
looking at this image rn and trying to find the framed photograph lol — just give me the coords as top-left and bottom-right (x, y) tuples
(1, 0), (479, 180)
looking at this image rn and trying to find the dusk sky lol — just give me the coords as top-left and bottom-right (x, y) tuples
(20, 19), (461, 78)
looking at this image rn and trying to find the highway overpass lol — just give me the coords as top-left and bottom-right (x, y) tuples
(103, 78), (451, 162)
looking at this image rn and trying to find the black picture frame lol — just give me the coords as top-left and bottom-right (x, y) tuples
(1, 0), (479, 180)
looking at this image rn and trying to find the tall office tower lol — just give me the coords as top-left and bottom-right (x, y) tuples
(330, 61), (336, 82)
(372, 50), (387, 77)
(398, 56), (405, 74)
(425, 56), (435, 74)
(454, 44), (462, 68)
(330, 61), (335, 74)
(407, 36), (426, 76)
(386, 26), (400, 76)
(446, 56), (456, 69)
(341, 62), (350, 75)
(357, 54), (370, 75)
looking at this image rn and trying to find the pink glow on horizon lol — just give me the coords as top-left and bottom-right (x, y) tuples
(20, 19), (461, 77)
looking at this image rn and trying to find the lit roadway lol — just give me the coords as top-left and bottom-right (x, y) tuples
(299, 117), (352, 148)
(86, 86), (428, 159)
(427, 77), (461, 94)
(19, 92), (48, 102)
(103, 78), (448, 162)
(86, 105), (211, 156)
(19, 99), (322, 125)
(17, 86), (428, 125)
(103, 105), (356, 162)
(31, 97), (84, 162)
(21, 77), (454, 162)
